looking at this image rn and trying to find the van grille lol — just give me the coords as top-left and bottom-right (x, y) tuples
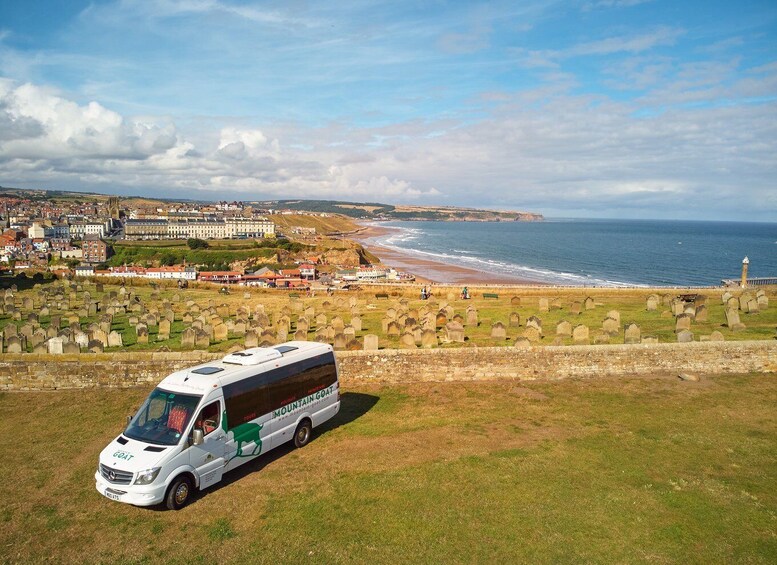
(100, 464), (133, 485)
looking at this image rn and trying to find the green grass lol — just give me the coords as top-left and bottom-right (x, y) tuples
(0, 375), (775, 563)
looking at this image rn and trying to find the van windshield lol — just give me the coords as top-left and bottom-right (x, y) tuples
(124, 388), (202, 446)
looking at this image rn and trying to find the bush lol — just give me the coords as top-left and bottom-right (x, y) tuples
(187, 238), (209, 249)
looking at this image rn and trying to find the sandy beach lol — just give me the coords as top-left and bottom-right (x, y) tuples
(350, 223), (546, 286)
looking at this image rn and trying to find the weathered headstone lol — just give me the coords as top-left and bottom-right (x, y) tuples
(509, 312), (521, 328)
(695, 305), (708, 322)
(363, 334), (379, 351)
(624, 323), (641, 344)
(245, 330), (259, 348)
(420, 329), (437, 348)
(646, 294), (659, 311)
(709, 330), (725, 342)
(602, 317), (620, 336)
(445, 322), (465, 343)
(47, 336), (65, 354)
(491, 322), (507, 341)
(675, 314), (692, 333)
(399, 331), (416, 349)
(522, 326), (541, 343)
(570, 301), (582, 315)
(584, 297), (595, 310)
(677, 329), (693, 343)
(181, 327), (196, 349)
(556, 320), (572, 337)
(572, 324), (589, 345)
(108, 331), (123, 348)
(465, 308), (478, 327)
(538, 298), (549, 313)
(213, 323), (228, 342)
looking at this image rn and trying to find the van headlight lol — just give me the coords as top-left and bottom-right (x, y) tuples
(134, 467), (161, 485)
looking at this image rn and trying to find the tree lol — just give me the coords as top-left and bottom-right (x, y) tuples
(187, 238), (209, 249)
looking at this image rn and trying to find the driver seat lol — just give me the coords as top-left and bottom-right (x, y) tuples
(168, 405), (189, 434)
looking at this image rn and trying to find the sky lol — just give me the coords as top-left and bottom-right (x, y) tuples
(0, 0), (775, 221)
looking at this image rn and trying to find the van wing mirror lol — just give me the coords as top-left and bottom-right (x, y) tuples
(192, 429), (204, 446)
(126, 415), (132, 426)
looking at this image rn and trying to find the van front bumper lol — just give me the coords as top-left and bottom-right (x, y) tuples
(95, 472), (167, 507)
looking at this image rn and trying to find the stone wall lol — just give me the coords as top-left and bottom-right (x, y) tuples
(2, 341), (775, 391)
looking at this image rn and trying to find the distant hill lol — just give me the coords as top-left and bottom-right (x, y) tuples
(0, 186), (543, 221)
(257, 199), (543, 222)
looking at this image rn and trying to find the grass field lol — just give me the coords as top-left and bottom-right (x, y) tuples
(1, 374), (775, 563)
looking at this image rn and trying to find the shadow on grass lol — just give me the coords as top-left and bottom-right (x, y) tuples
(156, 391), (379, 510)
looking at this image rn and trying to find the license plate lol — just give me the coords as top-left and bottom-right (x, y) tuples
(104, 489), (121, 501)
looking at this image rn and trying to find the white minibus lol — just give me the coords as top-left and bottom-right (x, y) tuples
(95, 341), (340, 510)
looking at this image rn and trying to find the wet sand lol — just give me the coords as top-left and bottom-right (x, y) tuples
(350, 223), (547, 285)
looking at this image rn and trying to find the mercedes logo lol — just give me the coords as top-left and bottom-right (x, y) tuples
(109, 470), (116, 481)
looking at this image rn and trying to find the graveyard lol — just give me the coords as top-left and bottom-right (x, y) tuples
(0, 277), (774, 355)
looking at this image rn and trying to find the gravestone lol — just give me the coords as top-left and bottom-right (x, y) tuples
(333, 333), (347, 350)
(671, 300), (685, 316)
(31, 329), (47, 349)
(445, 322), (465, 343)
(108, 331), (123, 347)
(363, 334), (379, 351)
(490, 322), (507, 341)
(594, 333), (610, 345)
(677, 329), (693, 343)
(387, 321), (401, 337)
(675, 314), (692, 333)
(399, 332), (417, 349)
(725, 308), (743, 329)
(5, 335), (23, 353)
(646, 295), (659, 311)
(624, 323), (641, 344)
(213, 323), (228, 342)
(572, 324), (589, 345)
(245, 330), (259, 348)
(695, 305), (708, 322)
(522, 326), (541, 343)
(510, 296), (521, 307)
(156, 319), (170, 341)
(195, 330), (211, 349)
(277, 327), (288, 343)
(556, 320), (572, 337)
(602, 317), (619, 336)
(91, 328), (108, 347)
(584, 297), (595, 310)
(538, 298), (549, 313)
(757, 294), (768, 310)
(344, 326), (356, 340)
(526, 316), (542, 336)
(63, 342), (80, 354)
(351, 316), (362, 332)
(509, 312), (521, 328)
(136, 324), (149, 345)
(726, 297), (740, 311)
(315, 314), (327, 327)
(436, 313), (447, 328)
(466, 308), (478, 326)
(294, 329), (308, 341)
(420, 329), (437, 348)
(47, 336), (65, 354)
(181, 328), (196, 349)
(570, 301), (582, 315)
(88, 340), (104, 353)
(514, 337), (531, 348)
(746, 300), (759, 314)
(709, 331), (725, 342)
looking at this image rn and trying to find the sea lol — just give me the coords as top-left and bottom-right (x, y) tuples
(363, 219), (777, 287)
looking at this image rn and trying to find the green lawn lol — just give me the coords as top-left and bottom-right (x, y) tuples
(0, 374), (775, 563)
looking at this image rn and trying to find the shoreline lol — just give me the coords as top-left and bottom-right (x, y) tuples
(349, 222), (549, 286)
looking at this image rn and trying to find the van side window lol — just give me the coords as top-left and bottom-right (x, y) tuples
(196, 402), (221, 435)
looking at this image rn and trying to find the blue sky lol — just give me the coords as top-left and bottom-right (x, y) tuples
(0, 0), (775, 220)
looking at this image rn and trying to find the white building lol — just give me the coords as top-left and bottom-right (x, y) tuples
(145, 266), (197, 280)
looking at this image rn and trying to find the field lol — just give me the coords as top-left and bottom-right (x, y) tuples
(1, 374), (775, 563)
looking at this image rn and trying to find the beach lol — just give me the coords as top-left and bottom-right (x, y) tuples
(350, 223), (546, 285)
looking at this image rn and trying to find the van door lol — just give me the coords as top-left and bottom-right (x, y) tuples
(188, 400), (226, 490)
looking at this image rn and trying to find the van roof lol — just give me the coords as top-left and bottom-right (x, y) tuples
(159, 341), (335, 394)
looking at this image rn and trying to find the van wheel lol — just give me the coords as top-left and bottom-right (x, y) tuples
(293, 419), (312, 448)
(165, 475), (193, 510)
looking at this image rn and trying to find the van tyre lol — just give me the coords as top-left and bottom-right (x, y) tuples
(165, 475), (193, 510)
(293, 419), (312, 448)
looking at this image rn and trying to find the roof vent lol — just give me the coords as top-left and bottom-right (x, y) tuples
(222, 347), (282, 366)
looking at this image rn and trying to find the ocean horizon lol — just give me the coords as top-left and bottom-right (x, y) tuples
(362, 218), (777, 287)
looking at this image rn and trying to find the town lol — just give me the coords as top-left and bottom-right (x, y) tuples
(0, 189), (412, 287)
